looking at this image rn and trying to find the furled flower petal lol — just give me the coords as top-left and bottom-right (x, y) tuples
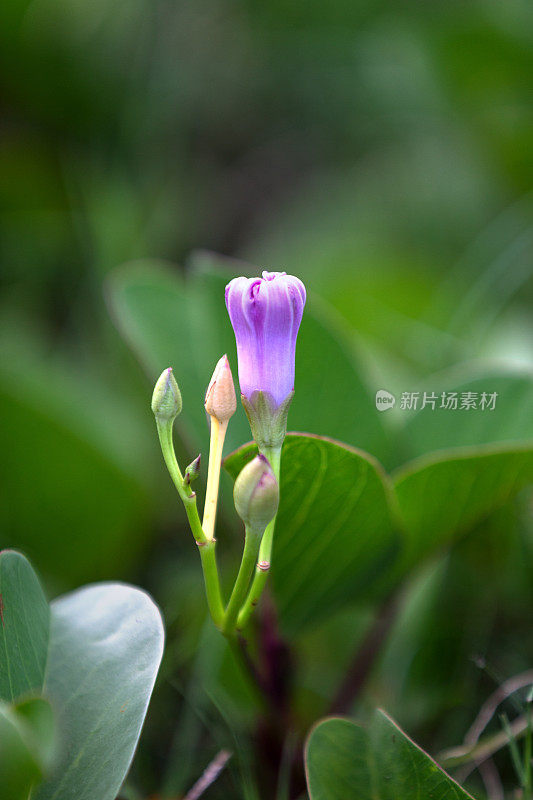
(225, 270), (306, 408)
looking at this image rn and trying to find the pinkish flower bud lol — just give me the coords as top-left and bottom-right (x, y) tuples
(205, 355), (237, 424)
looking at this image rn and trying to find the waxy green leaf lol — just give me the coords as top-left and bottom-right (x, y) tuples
(35, 583), (165, 800)
(305, 710), (474, 800)
(224, 433), (401, 632)
(0, 550), (165, 800)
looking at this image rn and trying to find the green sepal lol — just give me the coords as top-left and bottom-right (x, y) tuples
(241, 390), (294, 451)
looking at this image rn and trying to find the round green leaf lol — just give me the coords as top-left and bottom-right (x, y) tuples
(305, 710), (474, 800)
(35, 583), (165, 800)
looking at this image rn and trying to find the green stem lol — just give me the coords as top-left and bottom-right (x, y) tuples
(226, 636), (267, 709)
(236, 445), (281, 630)
(156, 421), (206, 543)
(199, 540), (225, 628)
(223, 529), (261, 635)
(156, 418), (224, 627)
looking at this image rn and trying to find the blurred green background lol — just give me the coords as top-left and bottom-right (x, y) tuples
(1, 0), (533, 797)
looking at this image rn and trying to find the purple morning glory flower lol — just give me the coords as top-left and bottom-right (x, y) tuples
(225, 271), (306, 409)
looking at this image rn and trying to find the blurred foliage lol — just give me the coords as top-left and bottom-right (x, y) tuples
(1, 0), (533, 797)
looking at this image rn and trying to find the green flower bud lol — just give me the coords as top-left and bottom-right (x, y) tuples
(233, 454), (279, 534)
(184, 454), (201, 486)
(152, 368), (182, 422)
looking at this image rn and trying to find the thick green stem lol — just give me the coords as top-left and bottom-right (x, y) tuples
(199, 540), (225, 628)
(222, 529), (261, 635)
(156, 418), (224, 627)
(236, 445), (281, 630)
(226, 636), (268, 709)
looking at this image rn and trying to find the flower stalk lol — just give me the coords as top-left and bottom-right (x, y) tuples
(236, 445), (281, 630)
(153, 267), (304, 640)
(222, 529), (262, 635)
(223, 453), (279, 636)
(153, 368), (225, 628)
(203, 355), (237, 541)
(202, 417), (228, 542)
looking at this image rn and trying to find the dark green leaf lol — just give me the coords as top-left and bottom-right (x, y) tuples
(224, 433), (401, 632)
(0, 697), (54, 800)
(305, 710), (474, 800)
(394, 445), (533, 565)
(0, 551), (49, 703)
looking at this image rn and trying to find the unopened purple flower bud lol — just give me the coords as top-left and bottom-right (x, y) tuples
(233, 454), (279, 534)
(225, 270), (306, 450)
(225, 271), (306, 409)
